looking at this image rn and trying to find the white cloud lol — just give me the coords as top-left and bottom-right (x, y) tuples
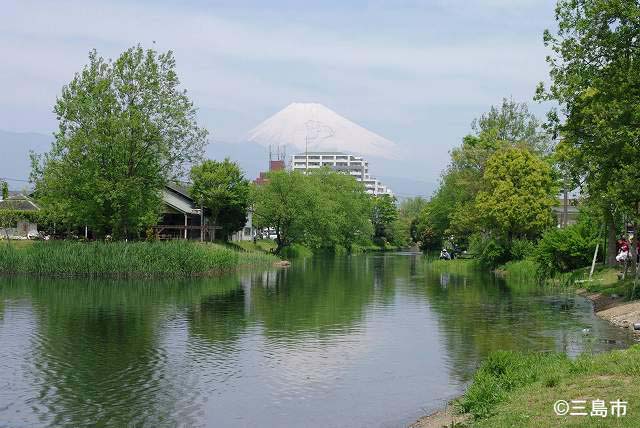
(0, 0), (555, 182)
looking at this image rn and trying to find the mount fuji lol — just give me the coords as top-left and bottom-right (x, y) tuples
(247, 103), (399, 159)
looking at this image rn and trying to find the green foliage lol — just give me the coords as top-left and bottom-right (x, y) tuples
(534, 221), (599, 277)
(463, 345), (640, 426)
(475, 147), (556, 239)
(307, 168), (374, 251)
(190, 159), (250, 239)
(0, 241), (275, 277)
(395, 197), (427, 245)
(398, 197), (428, 220)
(1, 182), (7, 200)
(280, 243), (314, 259)
(0, 209), (44, 227)
(31, 45), (207, 239)
(370, 194), (398, 243)
(509, 239), (536, 261)
(469, 234), (510, 268)
(501, 259), (540, 280)
(252, 169), (373, 254)
(459, 350), (571, 419)
(415, 99), (552, 251)
(538, 0), (640, 224)
(418, 225), (440, 251)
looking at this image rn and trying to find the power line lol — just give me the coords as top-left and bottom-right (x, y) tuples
(0, 177), (30, 183)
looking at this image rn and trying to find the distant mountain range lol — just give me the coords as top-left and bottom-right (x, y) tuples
(0, 129), (435, 198)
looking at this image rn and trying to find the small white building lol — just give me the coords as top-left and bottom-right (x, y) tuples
(230, 209), (256, 241)
(290, 152), (393, 196)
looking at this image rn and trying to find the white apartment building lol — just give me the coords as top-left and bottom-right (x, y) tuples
(290, 152), (393, 196)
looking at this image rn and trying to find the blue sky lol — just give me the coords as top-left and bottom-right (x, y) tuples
(1, 0), (557, 192)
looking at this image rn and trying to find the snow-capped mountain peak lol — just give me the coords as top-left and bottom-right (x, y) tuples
(247, 103), (398, 159)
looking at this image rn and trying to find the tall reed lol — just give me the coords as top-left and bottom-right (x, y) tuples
(0, 241), (276, 278)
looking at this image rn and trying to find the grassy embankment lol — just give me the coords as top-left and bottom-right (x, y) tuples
(233, 239), (405, 258)
(500, 258), (640, 299)
(426, 258), (640, 426)
(457, 345), (640, 427)
(0, 240), (277, 277)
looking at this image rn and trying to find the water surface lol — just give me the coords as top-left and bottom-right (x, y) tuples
(0, 253), (634, 427)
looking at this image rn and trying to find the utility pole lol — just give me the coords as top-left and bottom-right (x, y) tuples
(563, 176), (569, 228)
(200, 205), (204, 242)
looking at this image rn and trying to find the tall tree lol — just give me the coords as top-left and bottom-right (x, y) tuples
(475, 147), (557, 240)
(251, 170), (319, 255)
(252, 169), (374, 254)
(31, 46), (207, 239)
(307, 168), (373, 251)
(415, 99), (551, 248)
(371, 194), (398, 243)
(189, 159), (251, 239)
(537, 0), (640, 265)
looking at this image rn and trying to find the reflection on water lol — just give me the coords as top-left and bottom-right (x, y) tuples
(0, 253), (634, 427)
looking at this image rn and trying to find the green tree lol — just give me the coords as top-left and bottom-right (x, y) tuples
(397, 197), (427, 244)
(399, 197), (428, 220)
(0, 182), (15, 241)
(307, 169), (373, 251)
(371, 194), (398, 243)
(252, 169), (375, 254)
(252, 170), (318, 255)
(31, 46), (207, 239)
(190, 159), (250, 240)
(415, 99), (551, 250)
(475, 147), (556, 240)
(537, 0), (640, 265)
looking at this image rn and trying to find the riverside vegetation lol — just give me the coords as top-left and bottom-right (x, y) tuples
(1, 44), (415, 276)
(0, 241), (276, 277)
(458, 345), (640, 428)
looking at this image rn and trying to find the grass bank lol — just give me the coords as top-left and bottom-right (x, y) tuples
(233, 239), (404, 258)
(0, 240), (277, 278)
(457, 345), (640, 427)
(427, 258), (480, 274)
(232, 239), (277, 253)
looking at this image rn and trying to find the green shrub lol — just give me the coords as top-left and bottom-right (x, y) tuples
(534, 222), (598, 277)
(509, 239), (536, 260)
(280, 243), (313, 259)
(469, 234), (509, 268)
(418, 226), (441, 251)
(458, 350), (570, 419)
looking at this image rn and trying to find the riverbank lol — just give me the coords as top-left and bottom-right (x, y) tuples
(412, 258), (640, 427)
(0, 240), (278, 277)
(463, 345), (640, 427)
(232, 239), (407, 257)
(413, 346), (640, 428)
(576, 266), (640, 336)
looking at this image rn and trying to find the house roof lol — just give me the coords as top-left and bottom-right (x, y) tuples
(0, 194), (40, 211)
(165, 182), (192, 198)
(163, 183), (200, 215)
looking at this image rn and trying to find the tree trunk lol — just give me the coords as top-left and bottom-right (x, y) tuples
(606, 212), (617, 266)
(632, 222), (639, 299)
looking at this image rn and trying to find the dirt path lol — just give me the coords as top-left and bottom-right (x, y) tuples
(578, 289), (640, 335)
